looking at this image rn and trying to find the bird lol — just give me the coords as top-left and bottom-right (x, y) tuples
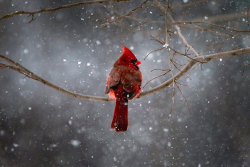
(105, 46), (142, 132)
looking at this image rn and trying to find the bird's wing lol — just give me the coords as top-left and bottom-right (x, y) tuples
(121, 70), (142, 99)
(105, 67), (120, 94)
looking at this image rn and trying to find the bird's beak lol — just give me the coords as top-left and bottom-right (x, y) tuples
(136, 60), (141, 65)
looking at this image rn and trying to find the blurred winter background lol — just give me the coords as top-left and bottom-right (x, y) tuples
(1, 0), (250, 166)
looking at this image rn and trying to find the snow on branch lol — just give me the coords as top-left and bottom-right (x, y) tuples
(1, 47), (250, 102)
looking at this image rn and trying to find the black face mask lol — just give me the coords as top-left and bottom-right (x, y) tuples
(131, 59), (139, 70)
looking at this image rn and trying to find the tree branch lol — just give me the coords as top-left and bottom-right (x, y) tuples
(101, 12), (246, 27)
(1, 48), (250, 101)
(138, 47), (250, 98)
(172, 21), (250, 33)
(0, 0), (131, 22)
(0, 54), (113, 102)
(154, 0), (199, 56)
(96, 0), (149, 28)
(195, 12), (246, 23)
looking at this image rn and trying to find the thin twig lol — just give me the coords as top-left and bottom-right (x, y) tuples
(170, 57), (191, 80)
(175, 81), (191, 114)
(175, 81), (190, 88)
(97, 0), (149, 28)
(172, 21), (250, 33)
(144, 47), (164, 60)
(143, 70), (171, 89)
(154, 0), (200, 57)
(139, 47), (250, 98)
(200, 37), (230, 54)
(0, 0), (131, 22)
(169, 50), (175, 115)
(151, 69), (171, 72)
(193, 24), (234, 37)
(194, 47), (250, 62)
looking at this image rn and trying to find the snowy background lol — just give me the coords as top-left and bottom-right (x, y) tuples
(1, 0), (250, 166)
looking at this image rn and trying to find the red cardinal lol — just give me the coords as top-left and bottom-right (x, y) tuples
(105, 46), (142, 132)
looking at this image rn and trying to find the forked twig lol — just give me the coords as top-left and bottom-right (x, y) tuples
(27, 14), (36, 23)
(170, 57), (191, 80)
(143, 69), (171, 89)
(144, 47), (164, 60)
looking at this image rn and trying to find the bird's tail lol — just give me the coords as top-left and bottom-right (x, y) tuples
(111, 99), (128, 132)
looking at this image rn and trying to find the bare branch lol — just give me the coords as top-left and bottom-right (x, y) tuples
(0, 0), (131, 22)
(0, 54), (113, 102)
(193, 24), (234, 37)
(143, 69), (171, 89)
(98, 8), (247, 33)
(1, 50), (250, 102)
(194, 47), (250, 61)
(154, 0), (200, 57)
(200, 36), (231, 54)
(97, 0), (149, 28)
(27, 14), (36, 23)
(172, 21), (250, 33)
(175, 81), (191, 114)
(169, 50), (175, 115)
(138, 47), (250, 98)
(203, 12), (246, 23)
(144, 47), (164, 60)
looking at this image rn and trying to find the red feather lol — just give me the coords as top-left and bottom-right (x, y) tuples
(110, 84), (129, 132)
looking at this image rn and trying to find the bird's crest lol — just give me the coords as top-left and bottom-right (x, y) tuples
(121, 46), (137, 61)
